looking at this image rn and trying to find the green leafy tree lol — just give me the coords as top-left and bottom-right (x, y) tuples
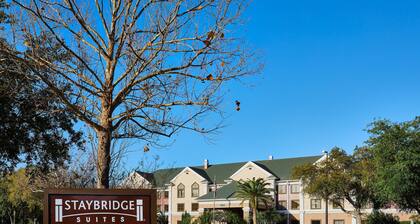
(0, 31), (83, 175)
(292, 151), (335, 224)
(0, 169), (43, 224)
(326, 148), (377, 223)
(293, 147), (380, 224)
(236, 178), (273, 224)
(366, 117), (420, 213)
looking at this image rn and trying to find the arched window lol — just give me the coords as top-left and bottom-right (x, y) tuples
(191, 182), (199, 197)
(177, 183), (185, 198)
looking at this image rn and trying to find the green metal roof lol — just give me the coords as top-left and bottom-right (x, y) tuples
(197, 181), (238, 200)
(144, 155), (321, 187)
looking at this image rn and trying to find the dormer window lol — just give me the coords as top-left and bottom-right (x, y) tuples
(191, 182), (199, 197)
(177, 183), (185, 198)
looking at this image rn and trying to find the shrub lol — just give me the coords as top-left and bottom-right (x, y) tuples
(181, 212), (192, 224)
(257, 209), (287, 224)
(366, 211), (399, 224)
(194, 210), (246, 224)
(157, 211), (168, 224)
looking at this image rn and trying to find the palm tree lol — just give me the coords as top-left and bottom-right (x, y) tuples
(235, 178), (273, 224)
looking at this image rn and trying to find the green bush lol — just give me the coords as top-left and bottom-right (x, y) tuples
(193, 211), (246, 224)
(257, 209), (286, 224)
(181, 212), (192, 224)
(157, 211), (169, 224)
(366, 211), (399, 224)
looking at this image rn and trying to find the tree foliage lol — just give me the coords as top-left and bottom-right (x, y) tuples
(236, 178), (272, 224)
(193, 210), (245, 224)
(365, 211), (399, 224)
(0, 169), (43, 223)
(256, 209), (286, 224)
(181, 212), (192, 224)
(0, 4), (83, 174)
(292, 147), (379, 224)
(366, 117), (420, 213)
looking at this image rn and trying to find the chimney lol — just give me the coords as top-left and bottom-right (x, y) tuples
(268, 155), (274, 160)
(204, 159), (209, 170)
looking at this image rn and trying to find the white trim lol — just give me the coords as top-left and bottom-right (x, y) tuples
(229, 161), (274, 179)
(314, 154), (327, 164)
(169, 167), (207, 183)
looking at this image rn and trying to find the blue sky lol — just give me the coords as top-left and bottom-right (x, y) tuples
(125, 0), (420, 170)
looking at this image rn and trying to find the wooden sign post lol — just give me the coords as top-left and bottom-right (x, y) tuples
(44, 189), (156, 224)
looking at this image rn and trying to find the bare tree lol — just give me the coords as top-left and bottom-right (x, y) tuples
(5, 0), (260, 188)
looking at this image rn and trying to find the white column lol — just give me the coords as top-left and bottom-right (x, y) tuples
(242, 206), (251, 222)
(287, 181), (290, 224)
(299, 181), (304, 224)
(168, 185), (173, 224)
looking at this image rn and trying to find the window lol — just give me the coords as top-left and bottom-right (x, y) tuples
(291, 200), (300, 210)
(334, 220), (344, 224)
(157, 192), (161, 199)
(177, 203), (185, 212)
(164, 191), (169, 198)
(290, 184), (300, 193)
(191, 182), (200, 197)
(177, 221), (182, 224)
(311, 199), (321, 209)
(278, 200), (287, 210)
(278, 185), (287, 194)
(177, 183), (185, 198)
(191, 203), (199, 212)
(311, 221), (321, 224)
(333, 198), (344, 209)
(164, 204), (169, 212)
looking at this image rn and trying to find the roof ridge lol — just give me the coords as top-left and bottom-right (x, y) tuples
(153, 155), (322, 172)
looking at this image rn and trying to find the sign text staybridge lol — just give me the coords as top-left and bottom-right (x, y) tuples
(44, 189), (157, 224)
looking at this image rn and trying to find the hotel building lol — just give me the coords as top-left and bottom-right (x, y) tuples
(123, 155), (415, 224)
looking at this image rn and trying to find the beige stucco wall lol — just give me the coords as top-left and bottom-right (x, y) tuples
(169, 168), (209, 223)
(303, 212), (353, 224)
(230, 162), (272, 181)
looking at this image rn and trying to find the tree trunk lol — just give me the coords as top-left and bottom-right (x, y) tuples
(354, 211), (362, 224)
(252, 207), (257, 224)
(96, 100), (112, 189)
(325, 198), (328, 224)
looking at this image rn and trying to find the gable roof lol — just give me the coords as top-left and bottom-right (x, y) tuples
(143, 155), (321, 187)
(169, 167), (210, 182)
(197, 181), (238, 200)
(229, 161), (275, 179)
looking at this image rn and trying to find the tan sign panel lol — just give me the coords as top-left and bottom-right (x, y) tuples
(44, 189), (156, 224)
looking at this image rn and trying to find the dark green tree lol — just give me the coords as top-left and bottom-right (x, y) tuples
(365, 211), (399, 224)
(366, 117), (420, 213)
(0, 33), (83, 175)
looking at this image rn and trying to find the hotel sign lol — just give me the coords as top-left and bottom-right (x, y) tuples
(44, 189), (156, 224)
